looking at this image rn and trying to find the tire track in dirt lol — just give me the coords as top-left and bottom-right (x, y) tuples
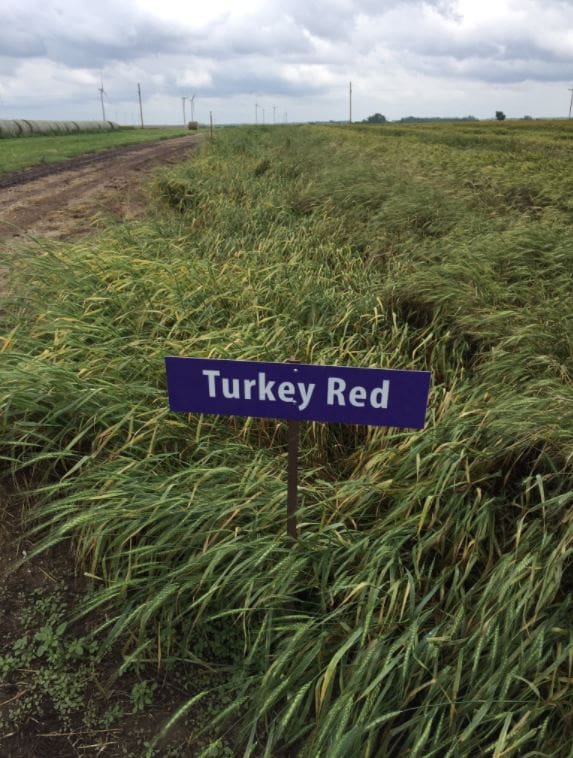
(0, 136), (200, 191)
(0, 135), (201, 292)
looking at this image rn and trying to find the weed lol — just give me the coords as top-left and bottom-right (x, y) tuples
(130, 680), (158, 713)
(0, 585), (99, 735)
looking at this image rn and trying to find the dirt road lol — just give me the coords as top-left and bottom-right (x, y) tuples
(0, 134), (201, 247)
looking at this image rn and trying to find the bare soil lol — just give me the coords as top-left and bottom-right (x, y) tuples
(0, 135), (201, 292)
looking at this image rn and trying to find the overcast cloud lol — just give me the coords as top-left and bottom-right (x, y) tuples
(0, 0), (572, 124)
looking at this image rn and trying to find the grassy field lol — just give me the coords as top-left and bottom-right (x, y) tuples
(0, 126), (191, 175)
(1, 120), (572, 755)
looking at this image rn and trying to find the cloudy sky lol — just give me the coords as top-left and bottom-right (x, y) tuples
(1, 0), (572, 124)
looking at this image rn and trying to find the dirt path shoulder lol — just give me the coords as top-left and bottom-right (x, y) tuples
(0, 134), (207, 756)
(0, 134), (201, 247)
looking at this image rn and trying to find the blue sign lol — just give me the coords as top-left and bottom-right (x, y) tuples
(165, 357), (431, 429)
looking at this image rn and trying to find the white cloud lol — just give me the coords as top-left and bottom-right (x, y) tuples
(176, 66), (214, 90)
(0, 0), (572, 123)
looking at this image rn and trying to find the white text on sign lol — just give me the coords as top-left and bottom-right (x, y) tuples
(202, 370), (389, 411)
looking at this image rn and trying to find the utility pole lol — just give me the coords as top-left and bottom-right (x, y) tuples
(273, 105), (277, 124)
(262, 107), (265, 124)
(209, 111), (213, 139)
(190, 94), (196, 122)
(137, 83), (144, 128)
(569, 88), (573, 119)
(255, 102), (259, 124)
(349, 81), (352, 124)
(182, 96), (187, 126)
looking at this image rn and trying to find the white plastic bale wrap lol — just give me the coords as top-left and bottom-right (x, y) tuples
(0, 120), (20, 137)
(17, 120), (34, 136)
(0, 120), (120, 138)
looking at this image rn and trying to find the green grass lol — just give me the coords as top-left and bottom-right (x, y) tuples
(1, 121), (572, 755)
(0, 127), (192, 175)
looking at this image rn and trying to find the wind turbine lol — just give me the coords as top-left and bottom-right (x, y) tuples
(98, 76), (108, 121)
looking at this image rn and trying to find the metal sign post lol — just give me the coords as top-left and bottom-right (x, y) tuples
(287, 418), (299, 540)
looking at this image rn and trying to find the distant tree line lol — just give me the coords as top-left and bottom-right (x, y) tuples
(362, 113), (387, 123)
(398, 116), (478, 123)
(361, 114), (480, 124)
(338, 113), (535, 126)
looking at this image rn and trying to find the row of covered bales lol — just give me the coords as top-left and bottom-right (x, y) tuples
(0, 120), (120, 139)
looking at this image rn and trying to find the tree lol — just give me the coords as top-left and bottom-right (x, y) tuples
(363, 113), (387, 124)
(495, 111), (506, 121)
